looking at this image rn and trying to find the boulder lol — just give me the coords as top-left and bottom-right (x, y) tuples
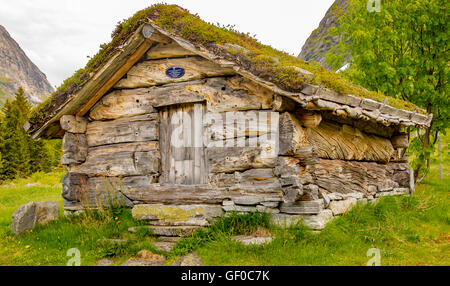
(12, 201), (60, 234)
(11, 202), (37, 235)
(35, 201), (60, 225)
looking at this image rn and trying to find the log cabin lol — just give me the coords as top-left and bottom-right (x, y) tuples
(26, 5), (433, 230)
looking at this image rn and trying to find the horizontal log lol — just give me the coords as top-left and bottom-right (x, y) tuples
(207, 138), (278, 173)
(119, 176), (282, 204)
(86, 114), (159, 147)
(146, 41), (197, 60)
(210, 168), (278, 188)
(304, 159), (404, 195)
(114, 56), (235, 89)
(68, 142), (160, 177)
(89, 90), (157, 120)
(205, 111), (278, 141)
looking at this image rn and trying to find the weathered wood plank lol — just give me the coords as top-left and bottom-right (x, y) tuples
(115, 57), (235, 89)
(77, 38), (154, 116)
(68, 142), (160, 177)
(159, 103), (207, 185)
(86, 114), (159, 147)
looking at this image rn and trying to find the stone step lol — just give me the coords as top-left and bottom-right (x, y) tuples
(153, 241), (176, 252)
(158, 236), (181, 242)
(128, 225), (201, 237)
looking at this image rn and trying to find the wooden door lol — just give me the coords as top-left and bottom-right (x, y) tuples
(159, 103), (207, 185)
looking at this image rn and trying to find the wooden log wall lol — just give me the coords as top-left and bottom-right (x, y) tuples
(60, 40), (414, 221)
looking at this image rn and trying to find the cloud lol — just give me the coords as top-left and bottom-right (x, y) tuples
(0, 0), (334, 87)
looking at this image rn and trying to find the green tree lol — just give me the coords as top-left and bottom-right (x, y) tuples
(328, 0), (449, 181)
(0, 88), (61, 181)
(0, 88), (32, 179)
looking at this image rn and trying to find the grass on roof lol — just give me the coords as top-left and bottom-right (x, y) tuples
(29, 3), (424, 126)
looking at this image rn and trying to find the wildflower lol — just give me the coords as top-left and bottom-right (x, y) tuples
(25, 245), (31, 249)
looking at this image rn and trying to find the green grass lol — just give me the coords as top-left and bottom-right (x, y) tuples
(0, 133), (448, 265)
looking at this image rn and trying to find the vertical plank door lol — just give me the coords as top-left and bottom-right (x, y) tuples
(159, 103), (207, 185)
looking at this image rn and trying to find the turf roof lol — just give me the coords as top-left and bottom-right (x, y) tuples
(28, 3), (426, 130)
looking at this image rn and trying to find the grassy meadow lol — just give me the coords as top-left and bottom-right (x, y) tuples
(0, 134), (448, 266)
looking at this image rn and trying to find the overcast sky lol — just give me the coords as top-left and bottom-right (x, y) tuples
(0, 0), (334, 88)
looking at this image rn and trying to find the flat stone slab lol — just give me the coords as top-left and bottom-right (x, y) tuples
(97, 238), (127, 245)
(158, 236), (181, 243)
(232, 236), (273, 246)
(153, 241), (175, 252)
(95, 258), (115, 266)
(271, 209), (334, 230)
(279, 200), (324, 215)
(128, 225), (201, 237)
(121, 259), (165, 266)
(172, 252), (204, 266)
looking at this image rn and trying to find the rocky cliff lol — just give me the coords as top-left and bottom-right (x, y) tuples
(298, 0), (349, 70)
(0, 25), (54, 106)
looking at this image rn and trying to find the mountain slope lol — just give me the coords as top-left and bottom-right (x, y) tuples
(0, 25), (54, 106)
(298, 0), (349, 70)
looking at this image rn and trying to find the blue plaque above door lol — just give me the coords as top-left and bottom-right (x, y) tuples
(166, 66), (185, 79)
